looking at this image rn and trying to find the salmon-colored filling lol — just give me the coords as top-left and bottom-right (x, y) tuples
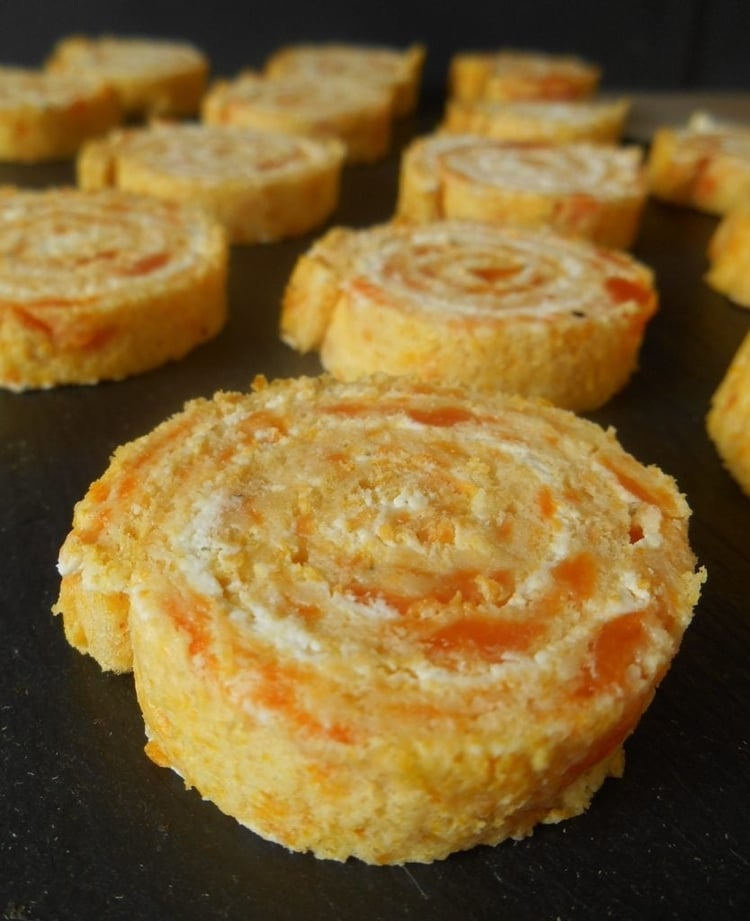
(553, 552), (597, 601)
(425, 614), (543, 661)
(601, 459), (672, 509)
(576, 610), (647, 696)
(121, 251), (171, 276)
(322, 399), (478, 428)
(605, 275), (652, 306)
(537, 484), (557, 519)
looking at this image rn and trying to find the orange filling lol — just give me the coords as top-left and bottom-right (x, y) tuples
(576, 610), (647, 696)
(424, 614), (543, 661)
(605, 275), (652, 306)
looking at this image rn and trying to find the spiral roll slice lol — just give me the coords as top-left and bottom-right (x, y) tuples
(281, 221), (657, 410)
(706, 201), (750, 308)
(647, 112), (750, 215)
(441, 98), (630, 144)
(0, 187), (227, 390)
(397, 133), (646, 249)
(449, 49), (600, 103)
(202, 71), (392, 164)
(708, 331), (750, 495)
(78, 123), (345, 244)
(53, 374), (704, 864)
(46, 35), (208, 118)
(264, 42), (425, 118)
(0, 66), (121, 162)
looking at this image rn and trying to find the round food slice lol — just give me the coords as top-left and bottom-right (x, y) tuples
(78, 122), (345, 244)
(0, 65), (121, 162)
(202, 71), (392, 164)
(647, 112), (750, 214)
(448, 49), (600, 103)
(397, 133), (646, 249)
(706, 200), (750, 308)
(708, 330), (750, 495)
(46, 34), (208, 118)
(0, 187), (227, 391)
(281, 220), (657, 410)
(53, 373), (704, 865)
(264, 42), (425, 118)
(440, 98), (630, 144)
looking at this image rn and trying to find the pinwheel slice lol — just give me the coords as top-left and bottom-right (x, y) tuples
(0, 187), (227, 391)
(264, 42), (426, 118)
(0, 66), (121, 162)
(46, 34), (208, 118)
(397, 133), (646, 249)
(448, 49), (600, 103)
(708, 330), (750, 495)
(78, 122), (345, 244)
(441, 98), (630, 144)
(202, 71), (392, 164)
(53, 373), (704, 864)
(706, 200), (750, 308)
(647, 112), (750, 214)
(281, 220), (657, 410)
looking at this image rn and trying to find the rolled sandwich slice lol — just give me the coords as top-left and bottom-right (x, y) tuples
(54, 373), (705, 865)
(78, 122), (345, 244)
(202, 71), (392, 164)
(448, 49), (600, 103)
(706, 200), (750, 308)
(707, 330), (750, 496)
(440, 98), (630, 144)
(46, 34), (209, 118)
(647, 112), (750, 215)
(0, 187), (227, 390)
(264, 42), (425, 118)
(0, 66), (121, 162)
(397, 133), (646, 249)
(281, 220), (657, 411)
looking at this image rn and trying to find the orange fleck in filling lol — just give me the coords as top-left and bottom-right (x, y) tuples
(537, 484), (557, 519)
(553, 552), (597, 601)
(605, 276), (651, 306)
(425, 615), (543, 661)
(576, 610), (647, 696)
(121, 251), (170, 276)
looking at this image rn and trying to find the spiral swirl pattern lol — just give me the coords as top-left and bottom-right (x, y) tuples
(398, 134), (646, 248)
(0, 187), (227, 390)
(78, 123), (345, 243)
(282, 220), (657, 410)
(202, 71), (392, 163)
(54, 374), (703, 863)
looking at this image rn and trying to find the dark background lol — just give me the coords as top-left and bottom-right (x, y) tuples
(0, 0), (749, 95)
(1, 3), (750, 921)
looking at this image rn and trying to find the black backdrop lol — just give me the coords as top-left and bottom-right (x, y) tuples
(2, 3), (750, 920)
(0, 0), (749, 94)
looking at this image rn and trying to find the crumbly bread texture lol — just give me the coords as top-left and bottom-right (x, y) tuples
(46, 35), (208, 118)
(53, 373), (705, 864)
(448, 49), (600, 103)
(707, 331), (750, 495)
(706, 201), (750, 307)
(397, 134), (646, 249)
(0, 187), (227, 391)
(78, 122), (345, 244)
(202, 71), (392, 164)
(0, 66), (121, 162)
(264, 42), (426, 118)
(441, 98), (630, 144)
(647, 112), (750, 215)
(281, 221), (658, 411)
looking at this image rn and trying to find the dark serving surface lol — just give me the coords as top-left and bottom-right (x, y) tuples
(1, 96), (749, 921)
